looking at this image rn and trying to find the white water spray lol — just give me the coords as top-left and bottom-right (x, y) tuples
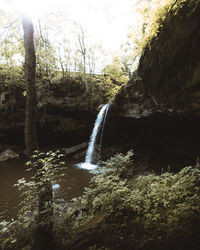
(77, 103), (110, 170)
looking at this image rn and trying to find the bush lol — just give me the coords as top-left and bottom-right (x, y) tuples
(70, 151), (200, 249)
(0, 150), (65, 250)
(1, 151), (200, 249)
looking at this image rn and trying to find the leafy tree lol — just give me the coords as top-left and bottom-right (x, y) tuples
(125, 0), (190, 63)
(103, 56), (129, 85)
(35, 20), (57, 79)
(0, 14), (24, 112)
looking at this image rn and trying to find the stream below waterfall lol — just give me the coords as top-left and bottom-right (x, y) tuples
(0, 158), (92, 219)
(0, 104), (110, 220)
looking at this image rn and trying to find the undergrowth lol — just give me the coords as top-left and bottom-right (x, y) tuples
(0, 150), (65, 250)
(64, 151), (200, 249)
(1, 151), (200, 249)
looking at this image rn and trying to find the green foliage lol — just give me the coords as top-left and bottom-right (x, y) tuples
(0, 64), (25, 112)
(129, 166), (200, 237)
(98, 150), (139, 179)
(0, 63), (119, 115)
(70, 151), (200, 248)
(129, 0), (197, 60)
(0, 12), (120, 111)
(34, 34), (58, 78)
(82, 77), (120, 107)
(1, 151), (200, 249)
(0, 150), (65, 250)
(79, 151), (143, 217)
(103, 57), (129, 85)
(27, 150), (65, 183)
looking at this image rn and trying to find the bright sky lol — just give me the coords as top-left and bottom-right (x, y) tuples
(1, 0), (142, 71)
(2, 0), (140, 51)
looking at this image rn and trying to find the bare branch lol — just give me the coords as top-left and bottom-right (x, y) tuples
(0, 17), (20, 40)
(37, 17), (45, 42)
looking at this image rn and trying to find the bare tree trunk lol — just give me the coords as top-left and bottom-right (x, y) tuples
(23, 16), (54, 250)
(83, 52), (87, 86)
(58, 46), (65, 77)
(22, 15), (54, 250)
(78, 26), (88, 89)
(34, 176), (54, 250)
(22, 15), (38, 157)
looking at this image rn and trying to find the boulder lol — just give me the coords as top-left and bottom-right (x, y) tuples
(0, 149), (19, 162)
(63, 142), (88, 156)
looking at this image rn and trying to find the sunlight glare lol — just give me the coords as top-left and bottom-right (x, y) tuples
(3, 0), (141, 63)
(11, 0), (56, 17)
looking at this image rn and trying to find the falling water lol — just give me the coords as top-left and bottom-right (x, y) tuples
(86, 103), (110, 163)
(77, 103), (110, 170)
(97, 103), (110, 162)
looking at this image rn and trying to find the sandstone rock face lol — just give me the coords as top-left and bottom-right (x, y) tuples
(108, 1), (200, 171)
(114, 1), (200, 118)
(0, 77), (97, 146)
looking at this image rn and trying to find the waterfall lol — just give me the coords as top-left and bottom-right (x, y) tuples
(97, 103), (110, 162)
(85, 103), (110, 164)
(77, 103), (110, 170)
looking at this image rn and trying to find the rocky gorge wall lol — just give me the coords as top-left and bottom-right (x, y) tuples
(109, 0), (200, 171)
(0, 77), (98, 148)
(114, 1), (200, 118)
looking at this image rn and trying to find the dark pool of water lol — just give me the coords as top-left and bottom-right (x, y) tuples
(0, 158), (92, 219)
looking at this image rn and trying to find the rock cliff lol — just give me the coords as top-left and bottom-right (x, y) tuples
(109, 1), (200, 171)
(0, 77), (99, 147)
(114, 0), (200, 118)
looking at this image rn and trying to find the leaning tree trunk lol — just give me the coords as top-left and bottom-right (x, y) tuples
(22, 15), (54, 250)
(22, 15), (38, 157)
